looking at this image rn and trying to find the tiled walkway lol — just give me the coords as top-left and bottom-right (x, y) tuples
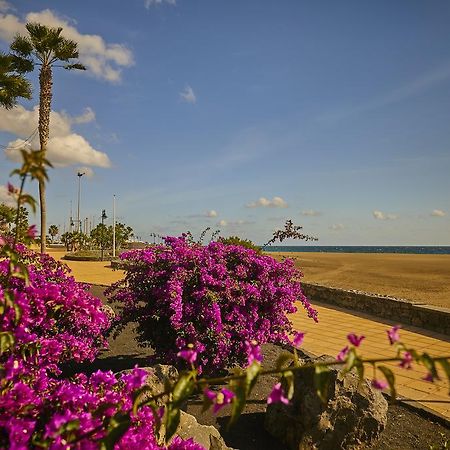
(55, 254), (450, 420)
(291, 303), (450, 419)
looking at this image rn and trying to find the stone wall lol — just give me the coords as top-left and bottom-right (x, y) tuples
(302, 282), (450, 337)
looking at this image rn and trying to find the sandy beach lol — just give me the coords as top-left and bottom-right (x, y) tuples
(268, 252), (450, 308)
(46, 248), (450, 308)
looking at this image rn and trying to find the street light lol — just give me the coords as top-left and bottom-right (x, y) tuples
(101, 209), (107, 261)
(77, 172), (85, 233)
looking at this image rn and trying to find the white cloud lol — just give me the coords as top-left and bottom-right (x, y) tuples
(217, 219), (253, 228)
(0, 185), (15, 207)
(301, 209), (321, 217)
(206, 210), (218, 218)
(179, 85), (196, 104)
(0, 105), (111, 168)
(431, 209), (446, 217)
(373, 210), (398, 220)
(246, 196), (288, 208)
(329, 223), (344, 231)
(145, 0), (176, 7)
(69, 107), (96, 124)
(0, 9), (134, 83)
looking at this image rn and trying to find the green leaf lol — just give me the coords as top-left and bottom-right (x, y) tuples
(314, 365), (331, 403)
(378, 365), (397, 401)
(283, 370), (295, 400)
(275, 352), (294, 371)
(245, 361), (261, 396)
(354, 359), (364, 381)
(100, 412), (131, 450)
(421, 353), (439, 380)
(437, 359), (450, 395)
(228, 377), (246, 429)
(164, 405), (180, 443)
(172, 372), (195, 407)
(132, 385), (156, 416)
(0, 331), (15, 355)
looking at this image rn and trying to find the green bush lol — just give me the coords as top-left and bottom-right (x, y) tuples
(218, 235), (261, 253)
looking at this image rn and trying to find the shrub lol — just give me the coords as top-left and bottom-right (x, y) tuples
(0, 243), (204, 449)
(107, 235), (317, 374)
(218, 235), (262, 254)
(0, 245), (110, 370)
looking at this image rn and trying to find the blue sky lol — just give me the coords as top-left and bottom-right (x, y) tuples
(1, 0), (449, 245)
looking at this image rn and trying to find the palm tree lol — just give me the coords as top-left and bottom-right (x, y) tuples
(48, 224), (59, 243)
(9, 23), (85, 253)
(0, 52), (32, 109)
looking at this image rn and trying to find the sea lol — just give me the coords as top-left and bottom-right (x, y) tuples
(263, 246), (450, 255)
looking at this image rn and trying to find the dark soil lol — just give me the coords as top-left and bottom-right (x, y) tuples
(88, 285), (450, 450)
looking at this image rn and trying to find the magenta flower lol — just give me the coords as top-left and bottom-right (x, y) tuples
(267, 382), (289, 405)
(177, 345), (197, 364)
(399, 351), (413, 369)
(336, 345), (349, 362)
(245, 340), (263, 366)
(371, 379), (388, 390)
(387, 325), (401, 345)
(7, 182), (17, 194)
(347, 333), (365, 347)
(204, 388), (235, 413)
(423, 372), (434, 382)
(292, 331), (305, 348)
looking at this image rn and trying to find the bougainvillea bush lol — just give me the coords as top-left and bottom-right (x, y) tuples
(0, 242), (205, 449)
(107, 236), (318, 374)
(0, 244), (110, 369)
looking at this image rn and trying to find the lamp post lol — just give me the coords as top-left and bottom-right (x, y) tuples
(77, 172), (85, 233)
(101, 209), (107, 261)
(112, 195), (116, 258)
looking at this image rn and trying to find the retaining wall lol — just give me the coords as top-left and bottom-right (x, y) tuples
(301, 282), (450, 337)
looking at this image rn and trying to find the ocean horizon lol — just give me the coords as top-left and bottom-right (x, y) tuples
(262, 246), (450, 255)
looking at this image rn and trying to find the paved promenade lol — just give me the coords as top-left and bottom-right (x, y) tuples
(53, 253), (450, 420)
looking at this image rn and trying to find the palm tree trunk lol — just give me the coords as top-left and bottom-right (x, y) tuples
(38, 64), (52, 253)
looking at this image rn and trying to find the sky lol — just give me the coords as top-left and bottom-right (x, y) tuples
(0, 0), (449, 245)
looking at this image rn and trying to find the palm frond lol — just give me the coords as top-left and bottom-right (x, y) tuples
(64, 63), (86, 71)
(10, 35), (33, 58)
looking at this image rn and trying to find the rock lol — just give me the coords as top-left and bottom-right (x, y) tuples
(118, 365), (231, 449)
(171, 411), (231, 450)
(101, 304), (116, 320)
(265, 354), (388, 450)
(118, 364), (179, 406)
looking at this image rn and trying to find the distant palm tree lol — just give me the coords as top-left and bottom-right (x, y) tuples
(0, 52), (32, 109)
(48, 224), (59, 243)
(10, 23), (85, 253)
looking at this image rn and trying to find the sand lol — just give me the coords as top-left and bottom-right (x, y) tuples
(46, 248), (450, 308)
(268, 252), (450, 308)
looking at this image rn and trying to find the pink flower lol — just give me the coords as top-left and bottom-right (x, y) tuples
(371, 379), (388, 390)
(336, 346), (349, 362)
(423, 372), (434, 382)
(26, 225), (37, 239)
(399, 351), (413, 369)
(267, 382), (289, 405)
(347, 333), (365, 347)
(177, 345), (197, 364)
(204, 388), (235, 413)
(292, 332), (305, 349)
(387, 325), (401, 345)
(245, 340), (262, 366)
(7, 182), (17, 194)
